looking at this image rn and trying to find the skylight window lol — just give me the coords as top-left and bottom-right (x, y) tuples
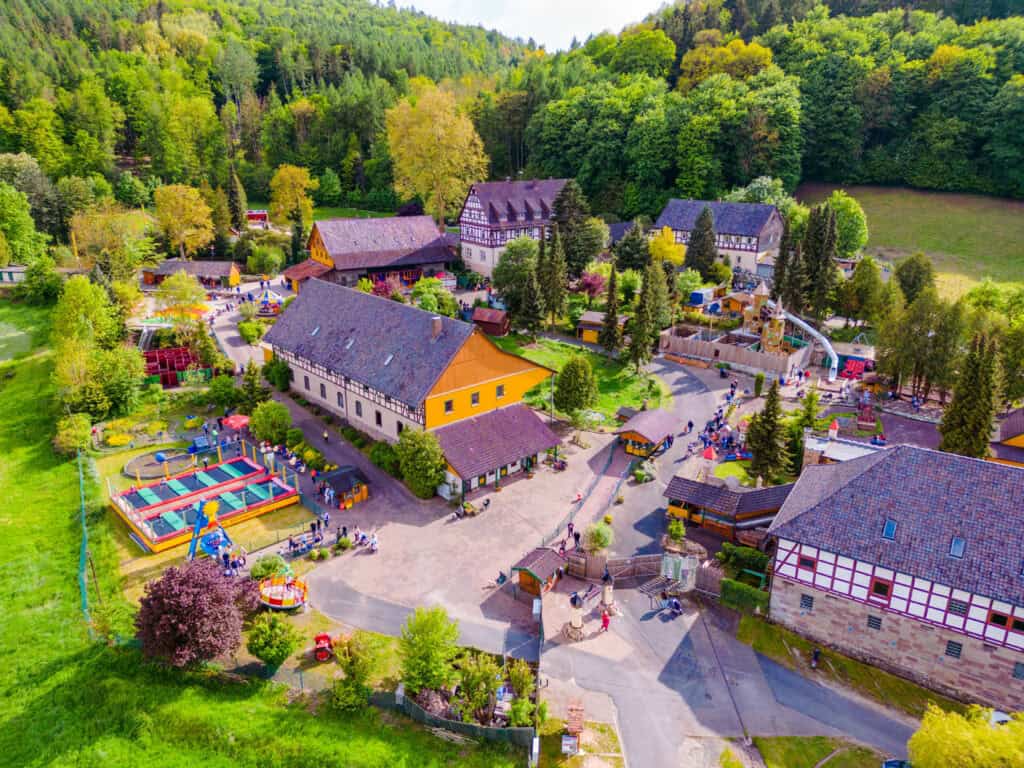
(882, 519), (897, 541)
(384, 354), (394, 366)
(345, 338), (354, 349)
(311, 326), (320, 336)
(949, 537), (966, 559)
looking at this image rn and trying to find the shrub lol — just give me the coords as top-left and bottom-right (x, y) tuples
(394, 429), (446, 499)
(246, 613), (300, 669)
(754, 372), (765, 397)
(54, 413), (92, 454)
(135, 559), (258, 667)
(105, 432), (132, 447)
(720, 578), (769, 615)
(249, 400), (291, 444)
(144, 419), (168, 435)
(332, 630), (384, 711)
(369, 441), (402, 477)
(716, 542), (769, 575)
(508, 697), (535, 727)
(667, 519), (686, 543)
(454, 651), (502, 724)
(238, 301), (258, 321)
(262, 357), (293, 391)
(508, 658), (535, 699)
(250, 554), (287, 580)
(285, 427), (304, 448)
(584, 522), (614, 552)
(237, 320), (265, 345)
(399, 606), (459, 694)
(719, 748), (744, 768)
(341, 426), (360, 442)
(536, 700), (549, 725)
(332, 537), (353, 554)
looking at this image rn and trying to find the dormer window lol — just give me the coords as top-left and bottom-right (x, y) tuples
(949, 537), (966, 559)
(882, 519), (897, 540)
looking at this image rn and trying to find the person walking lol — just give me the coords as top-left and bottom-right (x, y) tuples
(323, 429), (329, 444)
(573, 530), (582, 551)
(600, 609), (610, 633)
(567, 521), (575, 541)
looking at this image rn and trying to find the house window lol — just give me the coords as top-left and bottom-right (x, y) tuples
(1014, 662), (1024, 681)
(471, 391), (480, 406)
(949, 599), (969, 616)
(882, 519), (897, 540)
(799, 594), (814, 611)
(945, 640), (963, 659)
(797, 555), (816, 570)
(989, 611), (1024, 633)
(320, 382), (326, 398)
(949, 537), (966, 559)
(355, 401), (362, 418)
(444, 400), (454, 413)
(870, 577), (892, 601)
(303, 375), (310, 391)
(396, 422), (403, 435)
(337, 392), (344, 408)
(496, 384), (505, 399)
(867, 615), (882, 631)
(375, 410), (382, 427)
(363, 384), (370, 392)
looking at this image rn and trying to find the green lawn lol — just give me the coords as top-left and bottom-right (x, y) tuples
(797, 183), (1024, 298)
(538, 718), (624, 767)
(754, 736), (880, 768)
(0, 299), (518, 768)
(737, 616), (966, 719)
(249, 200), (393, 221)
(491, 334), (671, 426)
(713, 459), (754, 486)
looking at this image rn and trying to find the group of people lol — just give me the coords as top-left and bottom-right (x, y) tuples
(557, 521), (583, 556)
(270, 443), (308, 473)
(220, 547), (247, 576)
(338, 525), (377, 553)
(314, 480), (344, 509)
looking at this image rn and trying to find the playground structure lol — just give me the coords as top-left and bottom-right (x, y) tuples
(259, 575), (308, 609)
(108, 441), (301, 553)
(123, 448), (197, 480)
(185, 499), (236, 562)
(255, 288), (284, 316)
(143, 346), (215, 388)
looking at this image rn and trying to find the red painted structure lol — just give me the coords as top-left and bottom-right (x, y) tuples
(144, 346), (201, 388)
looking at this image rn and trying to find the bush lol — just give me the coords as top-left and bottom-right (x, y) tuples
(454, 651), (502, 724)
(207, 375), (241, 409)
(716, 542), (769, 575)
(720, 578), (769, 615)
(144, 420), (168, 435)
(285, 427), (304, 448)
(399, 606), (459, 694)
(754, 372), (765, 397)
(105, 432), (132, 447)
(247, 245), (285, 276)
(262, 357), (293, 391)
(246, 613), (300, 669)
(394, 429), (446, 499)
(603, 513), (613, 525)
(238, 301), (258, 321)
(250, 554), (288, 580)
(249, 400), (292, 444)
(369, 441), (402, 477)
(508, 658), (534, 699)
(332, 631), (383, 711)
(238, 320), (265, 345)
(667, 519), (686, 542)
(508, 697), (535, 727)
(54, 413), (92, 454)
(332, 537), (353, 554)
(584, 522), (614, 552)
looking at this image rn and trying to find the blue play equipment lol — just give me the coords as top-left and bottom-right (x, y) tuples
(186, 499), (232, 561)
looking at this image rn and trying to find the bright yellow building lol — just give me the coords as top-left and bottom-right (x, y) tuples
(263, 279), (559, 497)
(989, 407), (1024, 467)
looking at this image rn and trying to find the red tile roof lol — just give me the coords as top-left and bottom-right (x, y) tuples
(434, 404), (559, 480)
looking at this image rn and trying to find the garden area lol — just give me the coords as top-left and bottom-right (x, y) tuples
(0, 299), (521, 767)
(491, 334), (671, 426)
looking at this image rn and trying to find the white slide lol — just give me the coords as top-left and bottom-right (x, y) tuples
(768, 301), (839, 382)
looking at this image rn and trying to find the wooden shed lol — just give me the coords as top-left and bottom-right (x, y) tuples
(577, 310), (627, 344)
(471, 306), (510, 336)
(615, 408), (678, 456)
(512, 547), (564, 596)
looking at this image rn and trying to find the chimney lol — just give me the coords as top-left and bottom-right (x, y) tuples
(431, 316), (442, 340)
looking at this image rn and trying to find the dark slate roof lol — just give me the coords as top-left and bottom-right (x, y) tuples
(154, 259), (237, 278)
(434, 404), (559, 480)
(615, 408), (679, 444)
(283, 258), (332, 281)
(999, 407), (1024, 442)
(321, 465), (368, 494)
(467, 179), (568, 225)
(262, 279), (473, 407)
(311, 216), (451, 271)
(578, 310), (627, 327)
(608, 221), (635, 245)
(665, 477), (795, 518)
(655, 200), (778, 237)
(769, 445), (1024, 604)
(512, 547), (564, 582)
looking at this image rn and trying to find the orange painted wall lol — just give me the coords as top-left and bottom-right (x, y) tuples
(1005, 435), (1024, 448)
(424, 331), (552, 429)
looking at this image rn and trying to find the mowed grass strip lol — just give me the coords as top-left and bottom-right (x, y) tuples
(797, 183), (1024, 298)
(0, 300), (519, 768)
(753, 736), (880, 768)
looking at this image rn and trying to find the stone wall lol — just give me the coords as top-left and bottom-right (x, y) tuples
(770, 577), (1024, 711)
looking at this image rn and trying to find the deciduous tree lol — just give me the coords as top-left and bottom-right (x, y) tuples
(908, 704), (1024, 768)
(492, 237), (538, 319)
(395, 428), (446, 499)
(649, 226), (685, 267)
(154, 185), (213, 259)
(269, 164), (317, 227)
(399, 606), (459, 694)
(249, 400), (292, 444)
(894, 252), (936, 304)
(826, 189), (868, 258)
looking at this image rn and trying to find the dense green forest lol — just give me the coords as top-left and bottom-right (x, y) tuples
(0, 0), (1022, 240)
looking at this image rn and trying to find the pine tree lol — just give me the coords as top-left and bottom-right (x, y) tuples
(540, 226), (567, 330)
(227, 166), (247, 230)
(627, 269), (656, 372)
(780, 241), (808, 314)
(290, 205), (304, 266)
(802, 204), (838, 323)
(939, 333), (1001, 458)
(520, 269), (544, 341)
(747, 381), (789, 482)
(239, 361), (270, 415)
(644, 260), (671, 331)
(771, 217), (791, 302)
(551, 180), (591, 278)
(612, 221), (649, 271)
(685, 206), (717, 281)
(599, 264), (622, 354)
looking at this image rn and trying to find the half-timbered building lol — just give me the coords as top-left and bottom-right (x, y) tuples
(457, 179), (568, 277)
(768, 445), (1024, 711)
(654, 200), (784, 276)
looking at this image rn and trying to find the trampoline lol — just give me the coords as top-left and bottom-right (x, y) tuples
(119, 458), (263, 512)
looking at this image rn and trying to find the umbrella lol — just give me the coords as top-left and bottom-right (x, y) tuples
(702, 446), (716, 461)
(223, 414), (250, 430)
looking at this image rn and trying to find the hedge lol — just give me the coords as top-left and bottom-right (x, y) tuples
(716, 542), (769, 575)
(720, 578), (769, 615)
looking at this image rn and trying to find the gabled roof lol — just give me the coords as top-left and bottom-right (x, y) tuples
(655, 200), (779, 238)
(607, 221), (635, 245)
(153, 259), (237, 278)
(665, 477), (795, 518)
(435, 404), (559, 481)
(311, 216), (450, 271)
(999, 407), (1024, 443)
(466, 179), (568, 225)
(512, 547), (564, 583)
(262, 279), (473, 408)
(770, 445), (1024, 604)
(578, 310), (627, 327)
(282, 258), (332, 282)
(615, 408), (678, 444)
(471, 307), (507, 325)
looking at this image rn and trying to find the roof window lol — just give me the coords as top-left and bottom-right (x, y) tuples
(311, 326), (320, 336)
(949, 537), (966, 559)
(345, 338), (354, 349)
(882, 519), (897, 541)
(384, 354), (394, 366)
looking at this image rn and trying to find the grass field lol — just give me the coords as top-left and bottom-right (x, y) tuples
(490, 334), (671, 426)
(797, 183), (1024, 298)
(249, 201), (393, 221)
(0, 298), (518, 768)
(753, 736), (880, 768)
(737, 616), (966, 719)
